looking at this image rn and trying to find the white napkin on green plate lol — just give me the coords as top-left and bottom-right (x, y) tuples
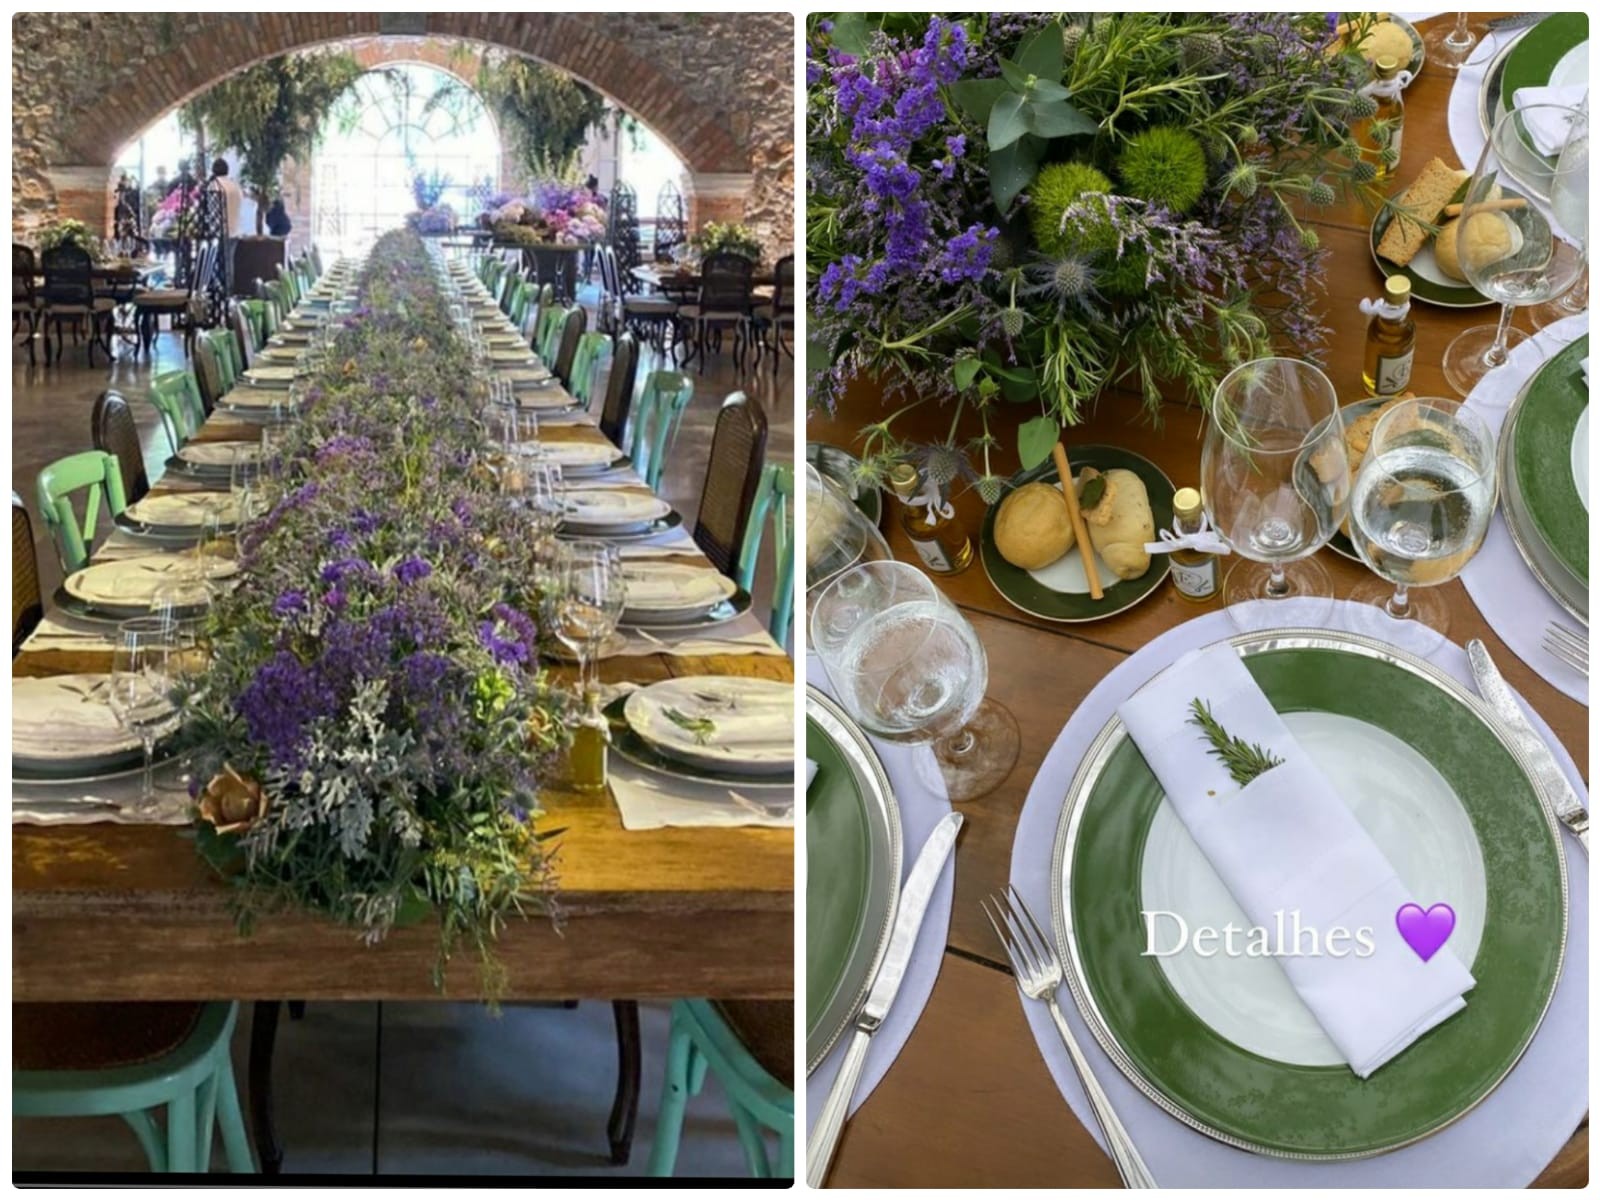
(1116, 641), (1475, 1078)
(1512, 85), (1589, 155)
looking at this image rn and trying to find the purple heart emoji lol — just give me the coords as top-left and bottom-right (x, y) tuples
(1395, 902), (1456, 962)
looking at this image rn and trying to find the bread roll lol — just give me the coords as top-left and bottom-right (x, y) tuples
(995, 482), (1074, 570)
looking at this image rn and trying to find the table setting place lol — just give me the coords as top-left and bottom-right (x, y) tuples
(804, 12), (1588, 1188)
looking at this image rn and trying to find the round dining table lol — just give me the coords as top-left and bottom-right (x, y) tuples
(806, 11), (1586, 1188)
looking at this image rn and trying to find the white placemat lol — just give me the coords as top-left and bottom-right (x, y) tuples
(1447, 24), (1521, 169)
(1009, 599), (1588, 1186)
(610, 759), (792, 830)
(615, 613), (785, 659)
(1460, 311), (1588, 705)
(805, 657), (955, 1132)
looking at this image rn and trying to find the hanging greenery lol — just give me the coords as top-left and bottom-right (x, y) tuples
(475, 53), (607, 180)
(182, 50), (364, 231)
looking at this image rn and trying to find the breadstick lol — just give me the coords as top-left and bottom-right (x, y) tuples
(1051, 442), (1103, 600)
(1441, 197), (1529, 217)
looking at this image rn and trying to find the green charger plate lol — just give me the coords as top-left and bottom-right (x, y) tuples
(1051, 630), (1568, 1158)
(1491, 14), (1589, 121)
(981, 446), (1174, 623)
(806, 686), (901, 1074)
(1510, 334), (1589, 585)
(1370, 179), (1493, 309)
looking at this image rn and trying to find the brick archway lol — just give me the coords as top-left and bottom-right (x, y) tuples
(14, 13), (792, 242)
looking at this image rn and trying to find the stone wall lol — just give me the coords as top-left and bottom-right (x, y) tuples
(11, 12), (793, 249)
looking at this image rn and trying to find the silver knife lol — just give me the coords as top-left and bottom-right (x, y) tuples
(1486, 12), (1548, 31)
(806, 810), (963, 1187)
(1467, 640), (1588, 856)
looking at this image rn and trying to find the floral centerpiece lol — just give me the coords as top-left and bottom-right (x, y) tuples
(691, 221), (764, 263)
(182, 231), (569, 994)
(148, 189), (199, 242)
(409, 203), (457, 235)
(806, 13), (1386, 491)
(482, 180), (607, 246)
(36, 218), (101, 257)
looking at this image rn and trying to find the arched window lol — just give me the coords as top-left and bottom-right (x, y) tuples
(312, 64), (501, 256)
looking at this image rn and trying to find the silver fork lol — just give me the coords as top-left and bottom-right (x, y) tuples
(1543, 622), (1588, 677)
(984, 886), (1157, 1188)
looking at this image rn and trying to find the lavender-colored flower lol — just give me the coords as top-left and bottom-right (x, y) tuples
(392, 557), (432, 586)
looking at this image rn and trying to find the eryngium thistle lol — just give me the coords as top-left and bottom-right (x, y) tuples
(925, 445), (963, 487)
(1307, 179), (1337, 207)
(1000, 306), (1026, 337)
(1347, 93), (1379, 120)
(1180, 31), (1224, 68)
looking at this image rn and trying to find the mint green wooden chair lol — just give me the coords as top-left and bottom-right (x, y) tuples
(570, 332), (612, 408)
(536, 305), (568, 366)
(506, 278), (533, 329)
(148, 369), (206, 454)
(527, 282), (555, 341)
(275, 264), (300, 309)
(201, 329), (239, 390)
(14, 1001), (256, 1173)
(629, 371), (694, 493)
(738, 462), (795, 646)
(239, 299), (273, 348)
(193, 336), (231, 416)
(35, 450), (128, 574)
(647, 1000), (792, 1178)
(262, 281), (289, 326)
(497, 268), (521, 314)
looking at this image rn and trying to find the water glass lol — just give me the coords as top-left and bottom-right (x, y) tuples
(1202, 357), (1349, 626)
(552, 539), (625, 696)
(1348, 398), (1497, 643)
(811, 560), (1018, 802)
(108, 616), (181, 803)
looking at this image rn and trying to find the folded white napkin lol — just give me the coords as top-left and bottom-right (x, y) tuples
(609, 759), (792, 830)
(807, 759), (818, 789)
(1117, 641), (1475, 1078)
(1512, 85), (1589, 155)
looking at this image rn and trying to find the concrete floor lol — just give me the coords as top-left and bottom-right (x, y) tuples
(9, 299), (795, 1176)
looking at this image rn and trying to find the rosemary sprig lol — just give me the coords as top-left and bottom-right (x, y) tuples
(664, 707), (717, 746)
(1187, 698), (1284, 787)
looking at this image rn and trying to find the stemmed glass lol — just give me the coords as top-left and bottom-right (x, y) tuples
(107, 616), (181, 804)
(810, 560), (1019, 802)
(1201, 358), (1350, 626)
(1423, 12), (1483, 73)
(230, 452), (265, 528)
(553, 539), (625, 698)
(1530, 111), (1590, 334)
(1443, 104), (1589, 396)
(1348, 398), (1497, 646)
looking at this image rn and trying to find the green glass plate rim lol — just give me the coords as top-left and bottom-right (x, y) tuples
(979, 445), (1175, 623)
(1369, 179), (1492, 309)
(1049, 628), (1568, 1159)
(1509, 334), (1589, 584)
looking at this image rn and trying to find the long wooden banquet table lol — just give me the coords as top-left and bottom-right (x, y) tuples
(806, 13), (1585, 1187)
(13, 278), (794, 1005)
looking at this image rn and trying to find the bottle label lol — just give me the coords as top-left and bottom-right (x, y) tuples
(1172, 558), (1218, 600)
(911, 537), (953, 573)
(1376, 348), (1413, 395)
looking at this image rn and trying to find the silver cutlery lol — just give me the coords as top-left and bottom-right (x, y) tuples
(807, 811), (963, 1187)
(1486, 12), (1549, 31)
(1543, 622), (1588, 677)
(1467, 640), (1588, 856)
(984, 886), (1158, 1188)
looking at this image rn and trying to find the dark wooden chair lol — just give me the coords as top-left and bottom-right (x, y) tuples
(751, 253), (794, 378)
(13, 493), (43, 655)
(678, 252), (755, 374)
(39, 243), (116, 366)
(91, 391), (151, 506)
(135, 240), (215, 357)
(692, 391), (769, 576)
(598, 332), (640, 449)
(13, 245), (42, 365)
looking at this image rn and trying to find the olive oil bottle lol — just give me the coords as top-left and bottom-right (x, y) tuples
(1358, 54), (1407, 182)
(889, 463), (972, 575)
(1362, 274), (1416, 395)
(569, 690), (609, 793)
(1168, 488), (1220, 603)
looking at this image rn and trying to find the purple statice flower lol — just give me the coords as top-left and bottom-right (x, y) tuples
(236, 650), (338, 770)
(477, 602), (538, 667)
(392, 556), (432, 586)
(320, 557), (373, 586)
(272, 589), (309, 619)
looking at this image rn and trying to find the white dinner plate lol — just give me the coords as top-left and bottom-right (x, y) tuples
(562, 490), (671, 533)
(620, 562), (738, 620)
(624, 676), (794, 776)
(12, 674), (140, 762)
(1571, 406), (1589, 513)
(177, 442), (257, 468)
(65, 554), (236, 610)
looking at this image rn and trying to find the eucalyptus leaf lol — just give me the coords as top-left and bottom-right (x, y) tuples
(1015, 22), (1064, 80)
(829, 12), (873, 56)
(948, 77), (1008, 123)
(952, 357), (982, 391)
(1026, 98), (1098, 139)
(988, 91), (1028, 151)
(1018, 415), (1061, 470)
(988, 134), (1044, 212)
(998, 59), (1034, 91)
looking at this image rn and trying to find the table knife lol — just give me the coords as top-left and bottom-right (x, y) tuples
(806, 811), (963, 1187)
(1486, 12), (1548, 31)
(1467, 640), (1588, 856)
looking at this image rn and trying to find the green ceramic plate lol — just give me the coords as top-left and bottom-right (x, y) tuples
(806, 443), (882, 527)
(1479, 16), (1589, 173)
(1369, 179), (1494, 309)
(1510, 335), (1588, 585)
(1051, 630), (1568, 1158)
(980, 446), (1174, 623)
(806, 686), (901, 1074)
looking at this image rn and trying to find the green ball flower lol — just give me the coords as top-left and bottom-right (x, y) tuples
(999, 306), (1026, 337)
(1347, 93), (1379, 120)
(1100, 249), (1150, 297)
(1307, 179), (1337, 207)
(1115, 126), (1210, 214)
(1028, 162), (1117, 259)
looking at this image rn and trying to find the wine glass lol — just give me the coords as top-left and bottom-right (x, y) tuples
(1443, 104), (1589, 396)
(1423, 12), (1483, 73)
(525, 459), (566, 540)
(1530, 111), (1590, 335)
(107, 616), (181, 804)
(1202, 358), (1350, 626)
(553, 539), (625, 698)
(230, 451), (265, 527)
(811, 560), (1019, 802)
(1348, 398), (1497, 646)
(804, 462), (893, 624)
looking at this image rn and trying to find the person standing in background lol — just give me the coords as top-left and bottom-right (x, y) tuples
(210, 158), (243, 236)
(265, 197), (293, 238)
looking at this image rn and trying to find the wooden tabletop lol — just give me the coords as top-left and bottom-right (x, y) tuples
(807, 13), (1586, 1186)
(13, 351), (794, 1004)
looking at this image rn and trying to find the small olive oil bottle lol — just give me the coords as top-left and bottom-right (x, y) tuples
(1169, 488), (1220, 603)
(888, 463), (972, 575)
(569, 689), (609, 793)
(1358, 54), (1406, 182)
(1362, 274), (1416, 395)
